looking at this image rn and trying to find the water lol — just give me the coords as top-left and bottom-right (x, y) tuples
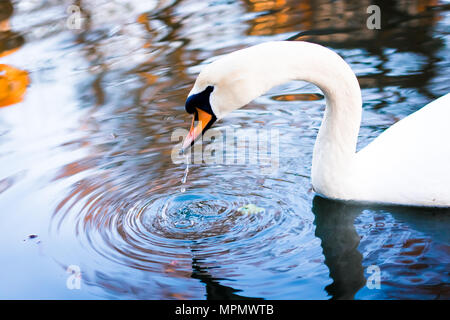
(0, 0), (449, 299)
(180, 154), (189, 192)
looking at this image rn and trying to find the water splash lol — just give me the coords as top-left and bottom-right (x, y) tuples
(180, 154), (189, 193)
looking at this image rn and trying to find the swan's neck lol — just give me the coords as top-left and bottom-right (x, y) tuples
(311, 79), (362, 199)
(240, 42), (363, 198)
(278, 43), (362, 198)
(285, 43), (362, 198)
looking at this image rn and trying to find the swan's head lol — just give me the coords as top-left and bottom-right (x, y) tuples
(181, 46), (271, 150)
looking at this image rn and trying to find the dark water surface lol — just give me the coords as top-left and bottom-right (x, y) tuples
(0, 0), (449, 299)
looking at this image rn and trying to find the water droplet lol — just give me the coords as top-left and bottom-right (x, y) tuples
(180, 154), (189, 193)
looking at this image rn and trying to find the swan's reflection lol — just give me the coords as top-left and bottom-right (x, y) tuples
(312, 196), (366, 299)
(312, 195), (449, 300)
(191, 255), (262, 300)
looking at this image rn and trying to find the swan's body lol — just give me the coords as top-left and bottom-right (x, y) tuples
(183, 41), (450, 207)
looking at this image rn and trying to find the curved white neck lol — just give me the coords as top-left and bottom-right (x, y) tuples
(293, 44), (362, 198)
(278, 42), (362, 198)
(219, 42), (363, 198)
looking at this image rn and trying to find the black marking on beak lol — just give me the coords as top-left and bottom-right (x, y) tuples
(185, 85), (214, 115)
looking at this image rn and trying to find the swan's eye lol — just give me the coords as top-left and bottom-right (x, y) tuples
(185, 86), (214, 115)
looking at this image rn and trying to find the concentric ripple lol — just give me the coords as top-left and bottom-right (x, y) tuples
(49, 162), (322, 298)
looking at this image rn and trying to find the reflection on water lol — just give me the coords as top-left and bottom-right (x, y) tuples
(0, 0), (449, 299)
(0, 64), (29, 107)
(312, 197), (366, 300)
(0, 1), (28, 108)
(313, 197), (450, 299)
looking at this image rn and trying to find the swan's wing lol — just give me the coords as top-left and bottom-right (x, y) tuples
(356, 93), (450, 207)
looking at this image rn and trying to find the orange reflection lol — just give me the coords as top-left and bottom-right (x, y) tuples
(244, 0), (293, 36)
(243, 0), (440, 42)
(0, 64), (29, 108)
(0, 0), (28, 108)
(271, 93), (324, 101)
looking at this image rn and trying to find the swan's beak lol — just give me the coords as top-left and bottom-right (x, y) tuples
(182, 108), (215, 150)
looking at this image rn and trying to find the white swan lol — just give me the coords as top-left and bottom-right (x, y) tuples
(181, 41), (450, 207)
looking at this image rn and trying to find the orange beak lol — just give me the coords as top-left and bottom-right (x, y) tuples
(182, 108), (214, 150)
